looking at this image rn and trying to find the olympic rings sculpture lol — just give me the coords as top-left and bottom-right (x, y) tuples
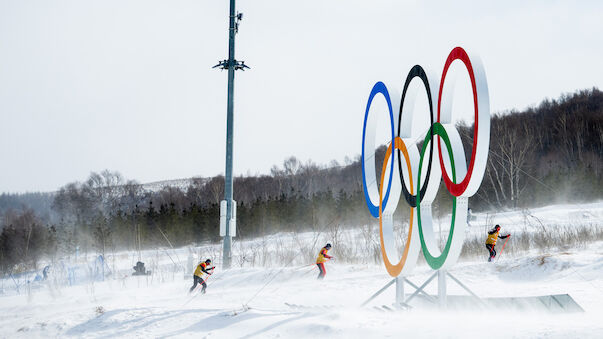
(361, 47), (490, 277)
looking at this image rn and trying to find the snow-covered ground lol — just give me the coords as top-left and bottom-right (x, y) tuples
(1, 203), (603, 338)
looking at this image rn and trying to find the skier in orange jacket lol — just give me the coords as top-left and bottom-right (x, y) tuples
(486, 225), (510, 262)
(189, 259), (215, 293)
(316, 243), (333, 279)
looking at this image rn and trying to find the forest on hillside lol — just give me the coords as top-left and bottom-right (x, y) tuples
(1, 88), (602, 273)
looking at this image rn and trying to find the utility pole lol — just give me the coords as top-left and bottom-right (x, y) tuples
(214, 0), (249, 269)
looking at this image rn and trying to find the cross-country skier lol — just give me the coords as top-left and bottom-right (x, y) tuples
(189, 259), (215, 293)
(43, 265), (50, 280)
(485, 225), (510, 262)
(316, 243), (333, 279)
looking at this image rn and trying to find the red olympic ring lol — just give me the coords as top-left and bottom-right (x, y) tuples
(437, 47), (486, 197)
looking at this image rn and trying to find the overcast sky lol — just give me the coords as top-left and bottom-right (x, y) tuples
(0, 0), (601, 193)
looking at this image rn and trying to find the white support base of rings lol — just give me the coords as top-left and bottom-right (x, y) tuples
(395, 276), (405, 306)
(361, 271), (483, 310)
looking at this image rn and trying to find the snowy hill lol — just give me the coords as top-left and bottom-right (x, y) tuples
(1, 202), (603, 338)
(140, 177), (204, 193)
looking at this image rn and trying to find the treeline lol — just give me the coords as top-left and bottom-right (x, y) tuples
(466, 87), (603, 209)
(1, 88), (601, 273)
(0, 210), (57, 273)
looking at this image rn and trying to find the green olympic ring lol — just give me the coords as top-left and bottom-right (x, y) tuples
(416, 122), (456, 270)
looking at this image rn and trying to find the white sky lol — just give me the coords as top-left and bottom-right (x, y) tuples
(0, 0), (601, 193)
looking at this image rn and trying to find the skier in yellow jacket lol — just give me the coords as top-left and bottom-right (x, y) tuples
(316, 243), (333, 279)
(486, 225), (510, 262)
(189, 259), (215, 293)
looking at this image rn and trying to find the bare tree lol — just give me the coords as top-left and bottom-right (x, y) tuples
(484, 114), (535, 208)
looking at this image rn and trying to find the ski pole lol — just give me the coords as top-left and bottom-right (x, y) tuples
(202, 272), (213, 287)
(295, 263), (316, 271)
(496, 237), (510, 262)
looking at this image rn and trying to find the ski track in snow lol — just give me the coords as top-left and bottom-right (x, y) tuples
(2, 203), (603, 338)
